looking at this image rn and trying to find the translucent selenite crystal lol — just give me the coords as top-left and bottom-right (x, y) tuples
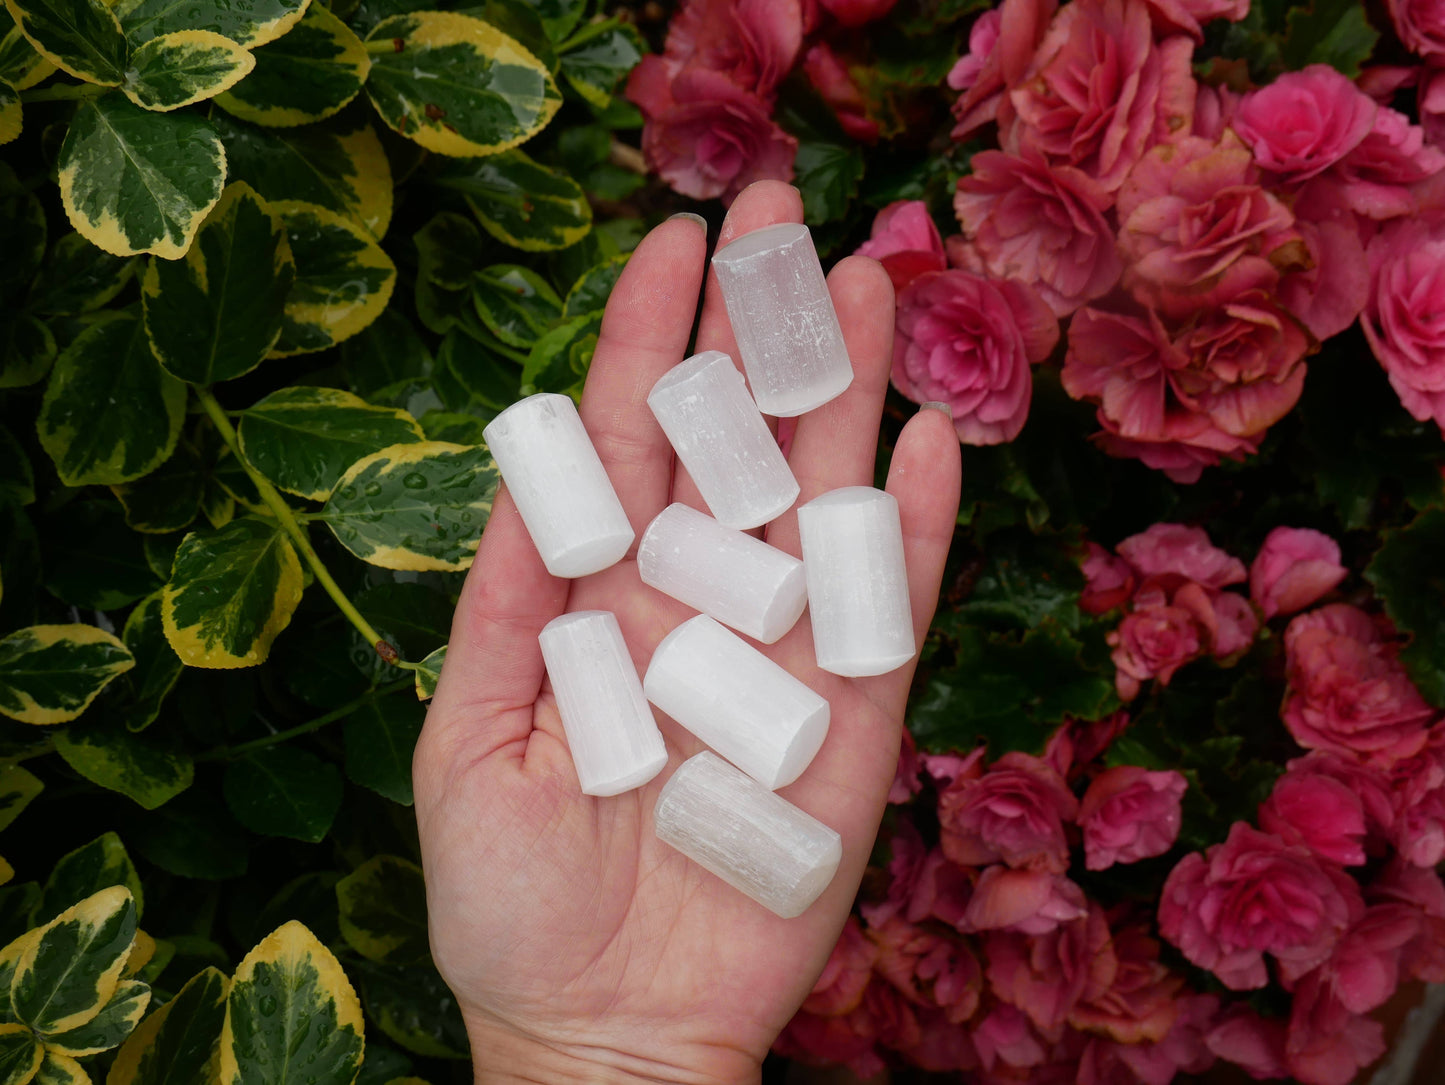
(637, 504), (807, 644)
(647, 351), (799, 529)
(797, 486), (915, 677)
(654, 751), (842, 918)
(538, 611), (667, 796)
(643, 615), (828, 789)
(711, 223), (854, 417)
(483, 393), (634, 578)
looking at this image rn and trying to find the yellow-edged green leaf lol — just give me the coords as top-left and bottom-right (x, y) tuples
(0, 929), (40, 1021)
(115, 0), (308, 48)
(141, 183), (294, 384)
(412, 211), (482, 291)
(0, 1023), (41, 1085)
(519, 309), (598, 398)
(412, 645), (443, 700)
(0, 6), (55, 89)
(319, 442), (497, 571)
(339, 309), (433, 398)
(530, 0), (582, 40)
(269, 200), (394, 356)
(215, 3), (366, 127)
(557, 20), (641, 109)
(44, 978), (149, 1056)
(237, 387), (424, 501)
(562, 254), (627, 318)
(37, 310), (186, 486)
(111, 443), (204, 535)
(0, 765), (41, 831)
(12, 886), (137, 1037)
(0, 312), (54, 389)
(211, 110), (391, 238)
(52, 719), (193, 810)
(28, 234), (138, 316)
(58, 94), (225, 259)
(121, 931), (155, 980)
(364, 11), (560, 157)
(36, 833), (143, 928)
(383, 1078), (431, 1085)
(113, 593), (183, 732)
(199, 485), (234, 530)
(1, 0), (127, 85)
(0, 860), (10, 888)
(470, 264), (561, 348)
(353, 961), (465, 1059)
(106, 966), (228, 1085)
(0, 80), (18, 146)
(121, 29), (253, 112)
(222, 747), (341, 842)
(0, 625), (133, 726)
(436, 148), (590, 251)
(161, 518), (303, 669)
(418, 410), (486, 444)
(335, 856), (426, 967)
(219, 922), (363, 1085)
(342, 692), (423, 805)
(32, 1052), (87, 1085)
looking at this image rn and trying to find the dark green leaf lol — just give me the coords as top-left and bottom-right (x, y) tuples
(1365, 506), (1445, 707)
(436, 148), (592, 251)
(791, 138), (863, 226)
(115, 592), (184, 731)
(354, 582), (452, 660)
(529, 0), (583, 41)
(471, 264), (561, 348)
(36, 832), (143, 926)
(223, 747), (343, 842)
(122, 28), (254, 111)
(355, 960), (468, 1059)
(3, 0), (127, 84)
(28, 232), (137, 315)
(0, 175), (45, 293)
(54, 715), (193, 809)
(0, 624), (133, 726)
(0, 764), (41, 832)
(115, 0), (308, 47)
(127, 788), (248, 880)
(41, 500), (161, 610)
(519, 311), (598, 398)
(215, 2), (368, 127)
(112, 441), (206, 535)
(0, 309), (54, 388)
(343, 693), (424, 804)
(354, 1046), (412, 1085)
(561, 254), (627, 318)
(418, 411), (487, 444)
(339, 309), (433, 396)
(557, 19), (641, 108)
(0, 425), (32, 506)
(413, 211), (484, 291)
(107, 966), (229, 1085)
(1280, 0), (1378, 77)
(335, 855), (427, 966)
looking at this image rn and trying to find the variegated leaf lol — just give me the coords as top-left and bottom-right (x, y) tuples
(0, 5), (54, 89)
(115, 0), (308, 49)
(106, 967), (229, 1085)
(122, 30), (253, 112)
(0, 80), (17, 146)
(36, 832), (143, 927)
(435, 148), (591, 252)
(214, 2), (366, 127)
(12, 886), (137, 1037)
(1, 0), (126, 85)
(412, 644), (444, 701)
(44, 978), (150, 1056)
(0, 764), (41, 831)
(0, 625), (133, 726)
(0, 1023), (41, 1085)
(32, 1051), (88, 1085)
(335, 857), (427, 967)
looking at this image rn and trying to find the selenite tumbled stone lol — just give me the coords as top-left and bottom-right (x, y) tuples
(711, 223), (853, 418)
(538, 611), (667, 796)
(638, 503), (806, 644)
(483, 393), (634, 578)
(654, 751), (842, 919)
(797, 486), (915, 677)
(643, 615), (828, 789)
(647, 350), (799, 529)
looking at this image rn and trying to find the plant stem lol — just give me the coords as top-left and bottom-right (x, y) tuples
(364, 36), (403, 54)
(194, 388), (398, 664)
(199, 678), (414, 761)
(22, 82), (107, 104)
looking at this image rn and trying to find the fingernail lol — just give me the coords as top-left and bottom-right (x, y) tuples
(668, 212), (708, 233)
(921, 401), (953, 419)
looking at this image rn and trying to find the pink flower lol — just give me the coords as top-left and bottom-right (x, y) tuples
(818, 0), (899, 26)
(1276, 182), (1371, 342)
(1362, 214), (1445, 435)
(1192, 82), (1240, 141)
(1260, 768), (1369, 867)
(1070, 922), (1183, 1045)
(1284, 969), (1386, 1085)
(1332, 106), (1445, 219)
(871, 916), (983, 1024)
(773, 1008), (884, 1078)
(985, 906), (1115, 1036)
(938, 752), (1079, 872)
(1078, 766), (1187, 869)
(651, 0), (803, 99)
(1318, 904), (1418, 1014)
(1387, 0), (1445, 58)
(856, 200), (946, 292)
(1282, 604), (1435, 765)
(801, 43), (879, 144)
(954, 149), (1122, 317)
(973, 1003), (1047, 1071)
(1370, 858), (1445, 983)
(949, 0), (1057, 141)
(1116, 523), (1247, 590)
(1205, 1004), (1289, 1079)
(1231, 65), (1378, 184)
(963, 867), (1088, 934)
(892, 269), (1059, 446)
(1080, 542), (1136, 615)
(1109, 601), (1204, 700)
(1249, 526), (1348, 619)
(1111, 992), (1218, 1083)
(1422, 63), (1445, 145)
(804, 916), (877, 1016)
(1157, 822), (1365, 990)
(1140, 0), (1248, 37)
(1390, 725), (1445, 866)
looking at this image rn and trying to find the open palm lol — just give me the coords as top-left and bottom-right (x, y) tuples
(414, 182), (962, 1083)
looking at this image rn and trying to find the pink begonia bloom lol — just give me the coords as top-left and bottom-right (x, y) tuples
(772, 1009), (884, 1079)
(801, 43), (879, 144)
(1044, 711), (1133, 782)
(1284, 968), (1386, 1085)
(892, 269), (1059, 446)
(1318, 903), (1418, 1014)
(1116, 523), (1247, 590)
(871, 916), (983, 1024)
(963, 867), (1088, 934)
(938, 751), (1079, 871)
(1390, 725), (1445, 866)
(1070, 922), (1182, 1045)
(855, 200), (946, 293)
(1001, 0), (1197, 192)
(1158, 822), (1365, 990)
(1291, 751), (1398, 844)
(887, 728), (922, 805)
(949, 0), (1057, 141)
(1422, 63), (1445, 146)
(907, 1008), (980, 1071)
(1080, 542), (1135, 615)
(1232, 65), (1378, 184)
(1387, 0), (1445, 58)
(1109, 601), (1203, 700)
(1192, 82), (1240, 141)
(1206, 1004), (1290, 1079)
(1259, 764), (1370, 866)
(818, 0), (899, 27)
(1370, 858), (1445, 983)
(1332, 105), (1445, 219)
(985, 905), (1115, 1037)
(651, 0), (803, 99)
(1078, 766), (1187, 869)
(923, 744), (986, 787)
(1276, 181), (1371, 342)
(1140, 0), (1247, 37)
(1362, 214), (1445, 435)
(953, 149), (1122, 317)
(1249, 526), (1348, 619)
(1282, 604), (1435, 765)
(1357, 64), (1421, 102)
(803, 916), (876, 1016)
(1112, 992), (1218, 1084)
(973, 1003), (1047, 1070)
(628, 67), (797, 203)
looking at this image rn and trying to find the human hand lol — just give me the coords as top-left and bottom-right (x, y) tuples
(413, 181), (963, 1084)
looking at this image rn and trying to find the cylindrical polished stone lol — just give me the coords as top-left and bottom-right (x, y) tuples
(538, 611), (667, 796)
(654, 751), (842, 919)
(797, 486), (915, 677)
(637, 504), (806, 644)
(647, 350), (799, 529)
(710, 223), (853, 418)
(482, 393), (634, 578)
(643, 615), (828, 789)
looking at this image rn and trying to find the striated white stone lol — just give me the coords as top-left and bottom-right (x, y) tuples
(654, 751), (842, 918)
(647, 350), (799, 529)
(643, 615), (828, 789)
(711, 223), (853, 418)
(538, 611), (667, 796)
(638, 504), (806, 644)
(483, 393), (634, 578)
(797, 486), (915, 677)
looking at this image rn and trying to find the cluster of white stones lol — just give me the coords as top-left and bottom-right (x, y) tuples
(481, 224), (913, 919)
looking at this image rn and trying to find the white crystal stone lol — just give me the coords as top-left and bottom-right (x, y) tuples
(797, 486), (915, 677)
(638, 504), (807, 644)
(654, 751), (842, 918)
(711, 223), (854, 418)
(538, 611), (667, 796)
(643, 615), (828, 789)
(482, 393), (634, 578)
(647, 351), (799, 529)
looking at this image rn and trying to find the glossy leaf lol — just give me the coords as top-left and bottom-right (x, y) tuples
(115, 0), (308, 48)
(355, 961), (466, 1059)
(44, 978), (150, 1056)
(219, 922), (363, 1085)
(0, 1024), (41, 1085)
(319, 442), (498, 570)
(435, 331), (516, 411)
(519, 310), (598, 398)
(412, 211), (483, 291)
(36, 833), (143, 927)
(471, 264), (561, 348)
(37, 311), (186, 486)
(107, 966), (229, 1085)
(562, 254), (627, 318)
(12, 886), (137, 1037)
(31, 1051), (86, 1085)
(238, 387), (425, 501)
(335, 856), (427, 966)
(531, 0), (583, 40)
(215, 2), (367, 127)
(115, 594), (184, 732)
(112, 443), (205, 535)
(0, 625), (133, 726)
(223, 747), (342, 842)
(0, 6), (53, 89)
(58, 94), (225, 259)
(0, 311), (54, 389)
(340, 309), (433, 396)
(342, 693), (424, 805)
(1365, 506), (1445, 707)
(28, 233), (138, 316)
(0, 764), (41, 831)
(364, 11), (561, 157)
(557, 20), (641, 109)
(437, 148), (591, 251)
(142, 183), (295, 384)
(1, 0), (127, 84)
(122, 29), (253, 112)
(127, 790), (248, 881)
(162, 518), (304, 669)
(412, 645), (443, 700)
(0, 80), (16, 146)
(270, 201), (396, 356)
(53, 718), (193, 810)
(40, 501), (161, 611)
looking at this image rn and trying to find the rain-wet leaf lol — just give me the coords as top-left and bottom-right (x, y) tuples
(0, 625), (133, 726)
(1, 0), (127, 85)
(116, 0), (308, 48)
(215, 2), (367, 127)
(335, 856), (427, 966)
(436, 148), (591, 251)
(107, 967), (229, 1085)
(12, 886), (136, 1037)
